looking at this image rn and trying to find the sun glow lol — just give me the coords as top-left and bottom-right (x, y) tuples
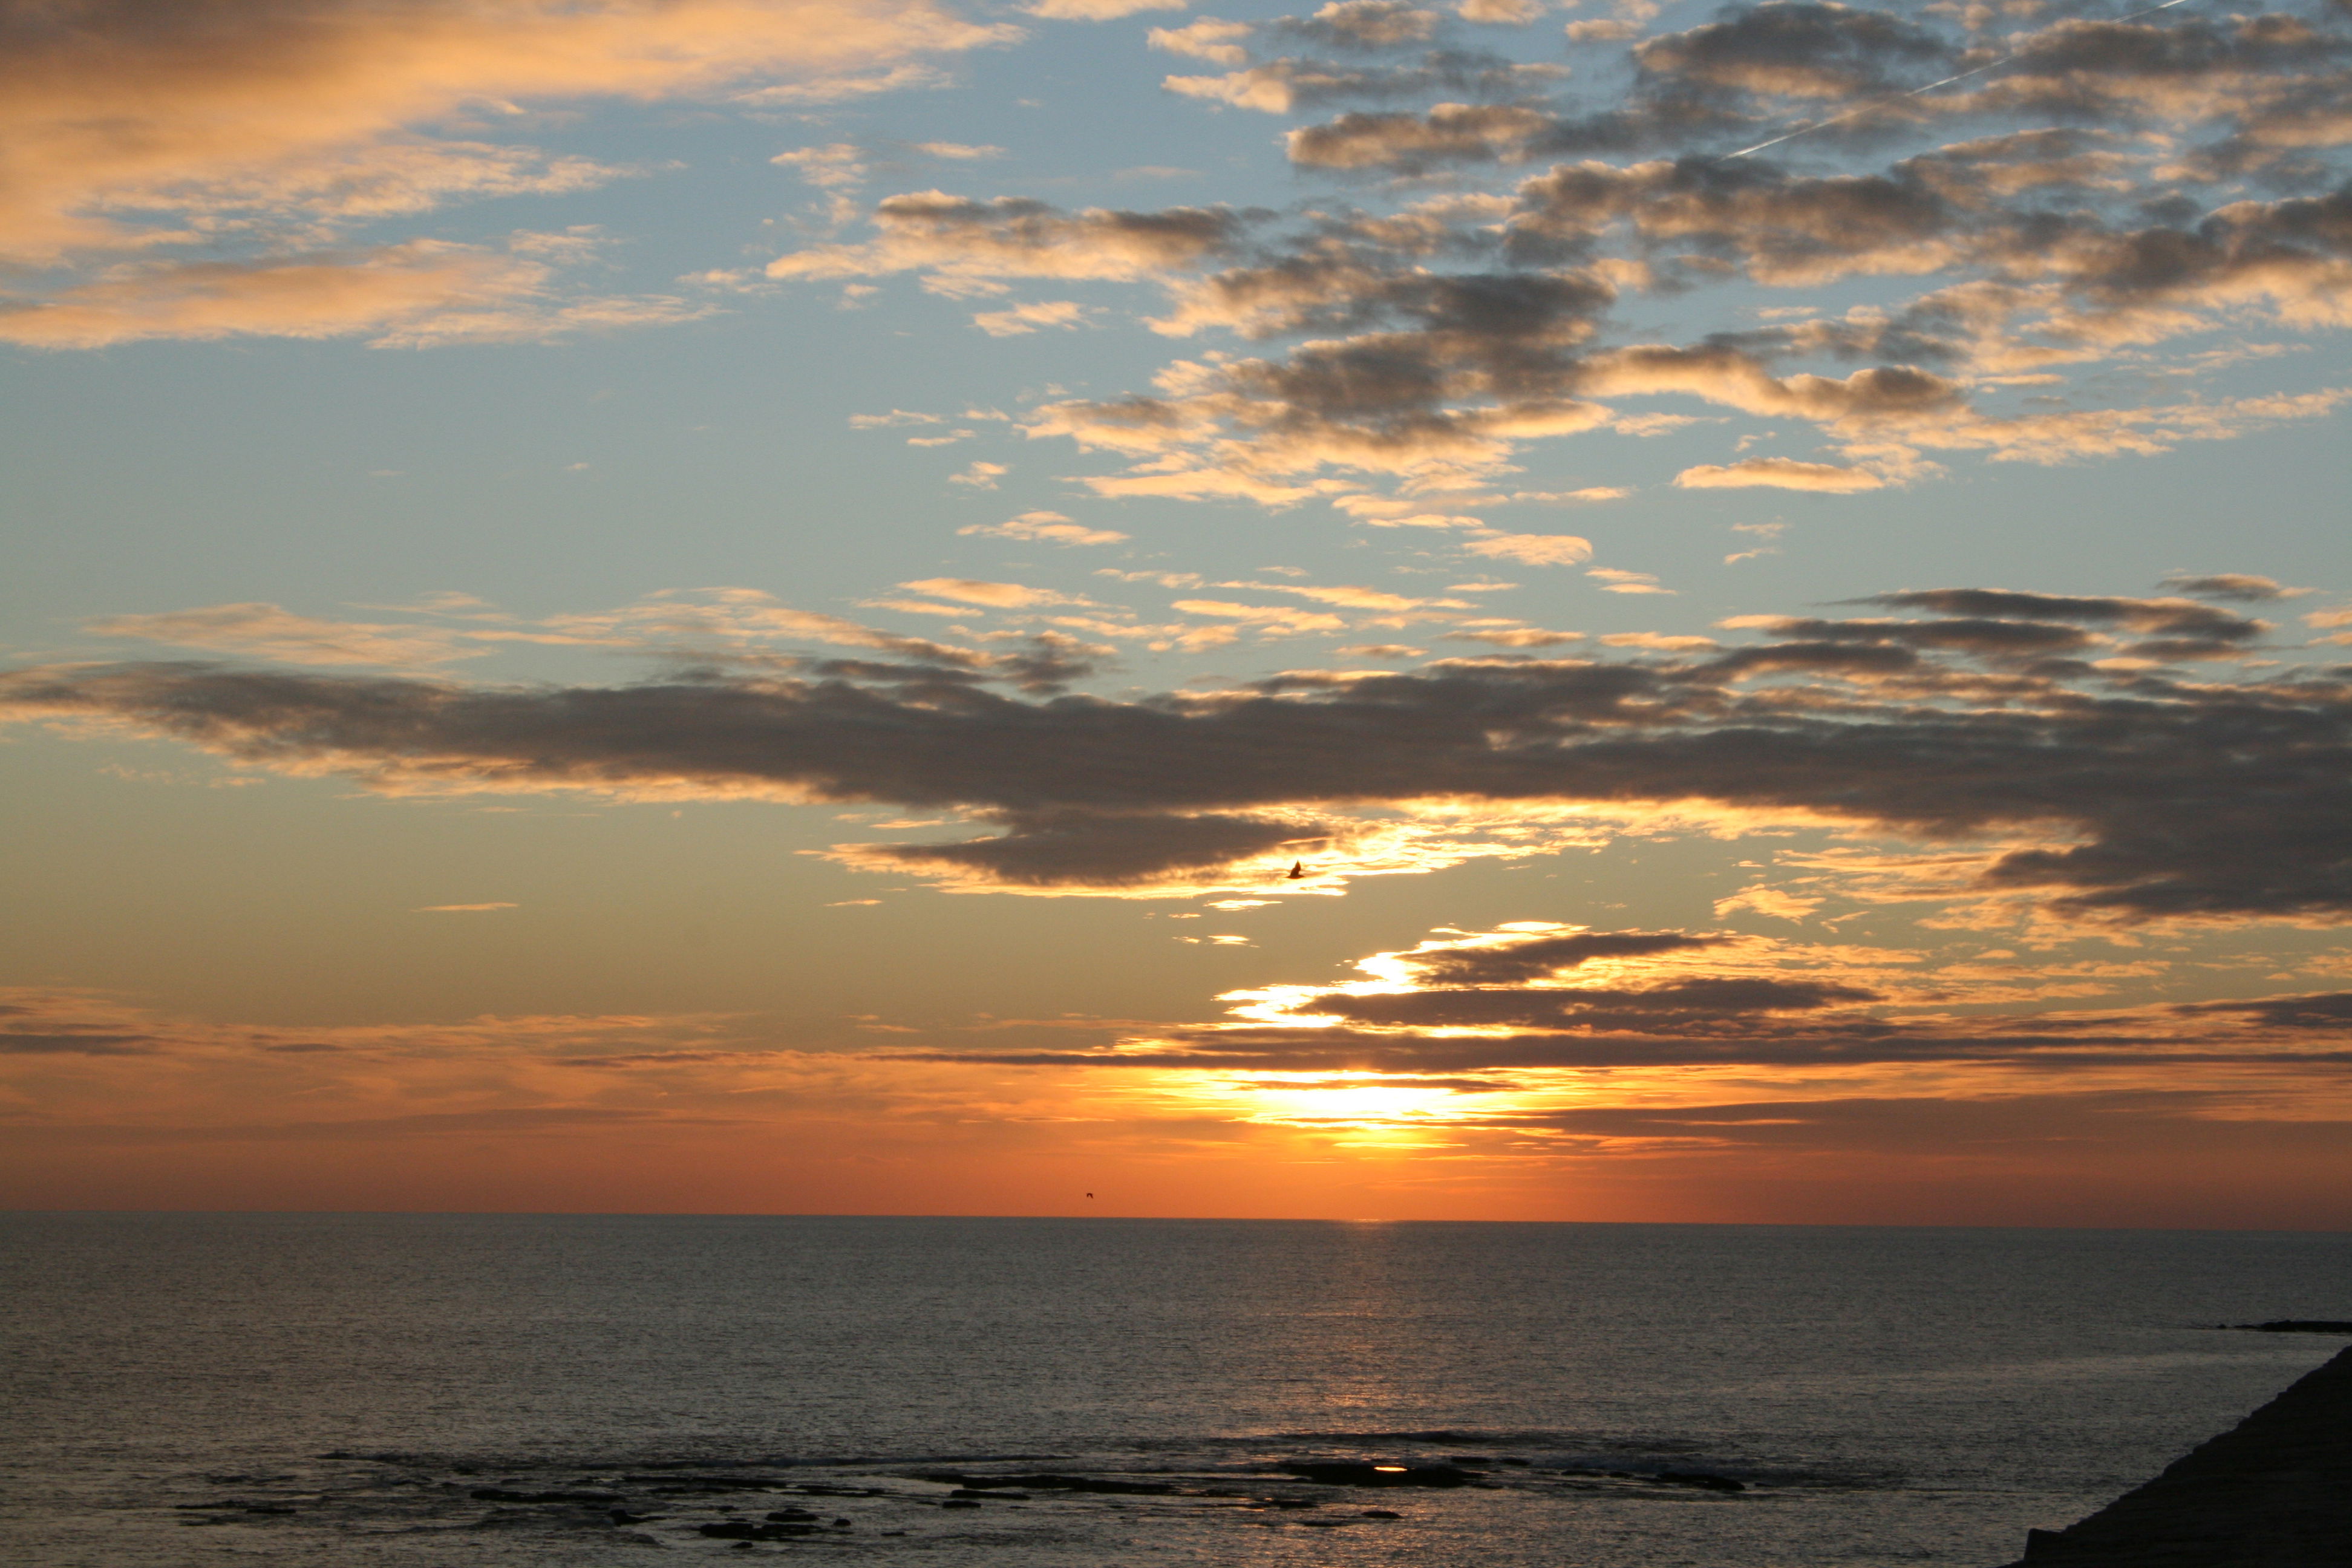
(1162, 1071), (1529, 1140)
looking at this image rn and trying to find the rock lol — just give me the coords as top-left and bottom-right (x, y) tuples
(1361, 1509), (1403, 1518)
(1279, 1462), (1471, 1488)
(699, 1520), (820, 1540)
(764, 1508), (820, 1521)
(1652, 1471), (1745, 1493)
(2226, 1320), (2352, 1334)
(607, 1509), (663, 1525)
(940, 1498), (982, 1509)
(942, 1474), (1174, 1495)
(626, 1474), (790, 1491)
(1999, 1344), (2352, 1566)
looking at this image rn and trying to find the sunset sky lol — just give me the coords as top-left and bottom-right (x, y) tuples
(2, 0), (2347, 1226)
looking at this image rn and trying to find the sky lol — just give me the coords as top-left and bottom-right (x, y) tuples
(1, 0), (2347, 1226)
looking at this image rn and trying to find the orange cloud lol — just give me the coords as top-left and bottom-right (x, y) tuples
(2, 0), (1008, 341)
(1674, 458), (1887, 492)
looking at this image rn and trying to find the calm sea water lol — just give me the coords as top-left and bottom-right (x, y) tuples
(3, 1215), (2347, 1568)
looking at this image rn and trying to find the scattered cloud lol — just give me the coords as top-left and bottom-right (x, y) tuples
(749, 0), (2352, 507)
(972, 299), (1094, 335)
(895, 577), (1083, 608)
(1028, 0), (1186, 18)
(1675, 459), (1886, 492)
(1586, 567), (1673, 594)
(2160, 573), (2307, 603)
(88, 603), (480, 667)
(958, 511), (1130, 546)
(1463, 531), (1593, 566)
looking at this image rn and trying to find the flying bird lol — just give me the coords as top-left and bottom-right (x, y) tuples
(1287, 861), (1305, 880)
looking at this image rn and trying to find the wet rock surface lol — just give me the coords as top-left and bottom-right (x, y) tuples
(113, 1431), (1812, 1560)
(923, 1471), (1175, 1494)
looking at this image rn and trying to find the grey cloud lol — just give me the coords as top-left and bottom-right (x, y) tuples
(4, 583), (2347, 916)
(1276, 0), (1443, 50)
(1050, 262), (1626, 479)
(1503, 1091), (2352, 1155)
(2177, 991), (2352, 1030)
(1170, 0), (1561, 111)
(1408, 929), (1721, 984)
(880, 928), (2352, 1073)
(1631, 2), (1954, 102)
(770, 192), (1256, 282)
(1305, 975), (1881, 1029)
(887, 1027), (2352, 1074)
(0, 1033), (160, 1055)
(1860, 589), (2266, 643)
(777, 1), (2352, 494)
(1286, 105), (1560, 172)
(1730, 616), (2097, 657)
(983, 633), (1116, 694)
(1167, 51), (1566, 116)
(1982, 12), (2345, 118)
(1166, 252), (1608, 342)
(839, 809), (1320, 886)
(4, 1106), (732, 1146)
(2051, 183), (2352, 319)
(2160, 573), (2299, 603)
(1285, 1), (1964, 175)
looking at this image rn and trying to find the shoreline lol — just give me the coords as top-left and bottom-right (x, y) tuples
(2001, 1342), (2352, 1566)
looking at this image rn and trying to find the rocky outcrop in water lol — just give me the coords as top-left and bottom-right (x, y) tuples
(921, 1472), (1175, 1495)
(1999, 1344), (2352, 1567)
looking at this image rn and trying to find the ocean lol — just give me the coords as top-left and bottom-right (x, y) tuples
(4, 1214), (2347, 1567)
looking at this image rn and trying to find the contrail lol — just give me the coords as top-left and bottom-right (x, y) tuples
(1720, 0), (2201, 160)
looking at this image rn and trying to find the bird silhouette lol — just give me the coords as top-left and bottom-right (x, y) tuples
(1287, 861), (1305, 880)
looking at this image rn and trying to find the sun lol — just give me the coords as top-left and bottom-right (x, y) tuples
(1174, 1072), (1489, 1131)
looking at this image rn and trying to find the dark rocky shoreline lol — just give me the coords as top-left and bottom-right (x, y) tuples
(1999, 1344), (2352, 1566)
